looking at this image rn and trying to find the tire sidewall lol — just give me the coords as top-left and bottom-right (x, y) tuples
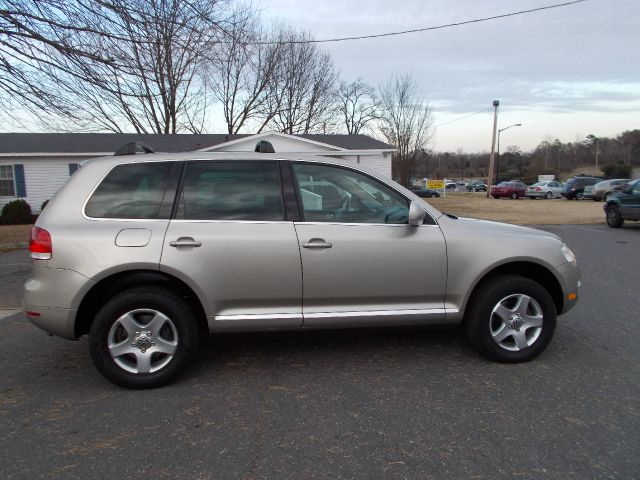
(465, 275), (557, 362)
(89, 288), (199, 388)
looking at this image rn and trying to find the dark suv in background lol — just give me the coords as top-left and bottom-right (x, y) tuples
(561, 176), (600, 200)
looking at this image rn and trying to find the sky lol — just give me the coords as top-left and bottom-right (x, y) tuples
(259, 0), (640, 152)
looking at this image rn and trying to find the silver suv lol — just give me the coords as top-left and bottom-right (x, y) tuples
(25, 152), (581, 388)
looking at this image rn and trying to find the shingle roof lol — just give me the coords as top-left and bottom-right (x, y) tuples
(0, 133), (393, 154)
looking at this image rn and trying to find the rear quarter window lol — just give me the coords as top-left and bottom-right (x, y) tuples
(85, 162), (176, 219)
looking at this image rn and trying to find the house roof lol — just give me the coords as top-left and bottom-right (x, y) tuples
(0, 132), (393, 154)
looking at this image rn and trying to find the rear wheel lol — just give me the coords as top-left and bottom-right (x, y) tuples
(464, 275), (556, 362)
(545, 192), (552, 199)
(510, 192), (517, 200)
(493, 195), (499, 199)
(576, 192), (584, 200)
(606, 205), (624, 228)
(89, 287), (199, 388)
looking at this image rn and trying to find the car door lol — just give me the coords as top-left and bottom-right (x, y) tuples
(290, 162), (448, 329)
(619, 180), (640, 220)
(549, 181), (561, 197)
(160, 161), (303, 332)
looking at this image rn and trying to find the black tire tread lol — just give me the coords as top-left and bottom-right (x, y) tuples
(464, 274), (557, 363)
(89, 286), (199, 389)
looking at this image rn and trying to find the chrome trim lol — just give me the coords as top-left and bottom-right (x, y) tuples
(214, 313), (303, 321)
(213, 309), (459, 322)
(294, 222), (440, 228)
(169, 219), (292, 225)
(305, 308), (458, 318)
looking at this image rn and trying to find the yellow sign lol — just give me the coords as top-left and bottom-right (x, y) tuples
(427, 180), (445, 189)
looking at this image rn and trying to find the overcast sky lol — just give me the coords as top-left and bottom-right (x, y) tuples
(260, 0), (639, 152)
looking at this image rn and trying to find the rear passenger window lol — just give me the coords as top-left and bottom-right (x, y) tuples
(178, 162), (284, 221)
(85, 162), (175, 219)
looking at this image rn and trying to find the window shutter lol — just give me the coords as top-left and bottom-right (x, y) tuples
(14, 164), (26, 197)
(68, 163), (79, 175)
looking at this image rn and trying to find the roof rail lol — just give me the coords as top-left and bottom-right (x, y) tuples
(255, 140), (275, 153)
(114, 142), (155, 156)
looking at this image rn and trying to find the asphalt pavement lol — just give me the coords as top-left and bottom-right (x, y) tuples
(0, 224), (638, 479)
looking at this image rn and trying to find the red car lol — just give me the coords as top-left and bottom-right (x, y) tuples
(491, 181), (527, 199)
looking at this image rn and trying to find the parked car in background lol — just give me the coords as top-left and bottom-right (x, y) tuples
(409, 186), (440, 198)
(467, 181), (487, 192)
(583, 178), (630, 201)
(526, 180), (563, 199)
(604, 179), (640, 228)
(561, 176), (600, 200)
(24, 150), (580, 388)
(445, 181), (457, 189)
(491, 181), (527, 199)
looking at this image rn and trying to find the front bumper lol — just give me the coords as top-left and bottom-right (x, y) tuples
(554, 261), (581, 315)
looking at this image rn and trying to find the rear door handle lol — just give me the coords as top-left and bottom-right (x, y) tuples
(169, 237), (202, 248)
(302, 238), (332, 249)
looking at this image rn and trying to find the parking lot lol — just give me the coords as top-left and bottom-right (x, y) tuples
(1, 224), (639, 479)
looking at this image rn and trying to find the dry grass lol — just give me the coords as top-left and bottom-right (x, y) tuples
(424, 192), (605, 225)
(0, 224), (32, 250)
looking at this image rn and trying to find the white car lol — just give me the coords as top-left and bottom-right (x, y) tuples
(526, 180), (563, 199)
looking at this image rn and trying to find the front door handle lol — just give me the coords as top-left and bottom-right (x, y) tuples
(302, 238), (332, 249)
(169, 237), (202, 248)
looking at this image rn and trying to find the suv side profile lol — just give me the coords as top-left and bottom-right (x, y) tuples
(25, 152), (581, 388)
(561, 176), (599, 200)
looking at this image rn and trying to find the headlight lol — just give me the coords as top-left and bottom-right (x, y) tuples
(561, 244), (576, 263)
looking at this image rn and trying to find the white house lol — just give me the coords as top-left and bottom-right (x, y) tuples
(0, 132), (395, 213)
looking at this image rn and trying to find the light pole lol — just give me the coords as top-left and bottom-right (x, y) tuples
(496, 123), (522, 183)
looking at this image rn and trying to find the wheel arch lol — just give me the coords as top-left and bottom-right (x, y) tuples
(462, 261), (564, 321)
(75, 270), (208, 338)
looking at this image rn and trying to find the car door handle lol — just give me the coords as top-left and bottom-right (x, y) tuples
(169, 237), (202, 248)
(302, 238), (332, 249)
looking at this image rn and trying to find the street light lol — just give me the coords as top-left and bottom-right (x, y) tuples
(496, 123), (522, 183)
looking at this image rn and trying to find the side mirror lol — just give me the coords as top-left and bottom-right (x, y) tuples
(408, 200), (426, 226)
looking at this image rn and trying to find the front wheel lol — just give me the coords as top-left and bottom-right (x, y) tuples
(89, 287), (199, 388)
(464, 275), (556, 362)
(493, 195), (499, 199)
(510, 192), (517, 200)
(545, 192), (552, 199)
(576, 192), (584, 200)
(606, 205), (624, 228)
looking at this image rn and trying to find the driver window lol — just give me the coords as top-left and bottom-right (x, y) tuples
(292, 163), (409, 224)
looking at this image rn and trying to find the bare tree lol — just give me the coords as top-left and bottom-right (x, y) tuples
(336, 79), (378, 135)
(1, 0), (237, 133)
(378, 74), (434, 185)
(261, 29), (337, 135)
(210, 14), (284, 134)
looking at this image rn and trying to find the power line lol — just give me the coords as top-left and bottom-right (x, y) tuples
(250, 0), (587, 44)
(433, 108), (493, 128)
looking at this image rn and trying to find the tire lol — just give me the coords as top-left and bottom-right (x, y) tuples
(576, 192), (584, 200)
(493, 195), (499, 199)
(89, 287), (199, 389)
(464, 275), (556, 363)
(545, 192), (552, 200)
(606, 205), (624, 228)
(433, 192), (440, 198)
(510, 192), (517, 200)
(604, 192), (611, 202)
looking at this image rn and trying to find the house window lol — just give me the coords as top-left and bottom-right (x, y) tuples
(0, 165), (15, 197)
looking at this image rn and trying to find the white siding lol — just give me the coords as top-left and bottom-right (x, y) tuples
(210, 134), (340, 153)
(332, 154), (391, 180)
(0, 156), (89, 214)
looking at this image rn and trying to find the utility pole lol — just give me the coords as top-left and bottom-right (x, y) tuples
(595, 138), (599, 170)
(486, 100), (499, 198)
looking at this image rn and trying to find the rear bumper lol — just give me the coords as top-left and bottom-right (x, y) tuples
(24, 306), (78, 340)
(23, 265), (94, 339)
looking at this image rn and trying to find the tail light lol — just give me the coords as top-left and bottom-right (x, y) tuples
(30, 227), (52, 260)
(535, 187), (542, 191)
